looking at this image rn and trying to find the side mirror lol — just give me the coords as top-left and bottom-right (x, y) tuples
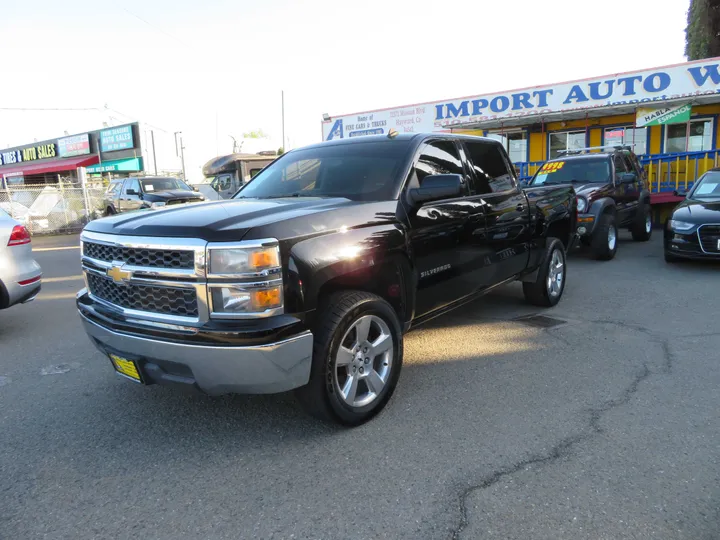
(409, 174), (463, 205)
(619, 172), (636, 184)
(126, 188), (138, 196)
(673, 189), (688, 197)
(192, 185), (198, 192)
(518, 179), (529, 187)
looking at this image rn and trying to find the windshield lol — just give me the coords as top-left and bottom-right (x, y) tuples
(140, 178), (191, 192)
(690, 172), (720, 198)
(234, 140), (412, 201)
(530, 158), (611, 186)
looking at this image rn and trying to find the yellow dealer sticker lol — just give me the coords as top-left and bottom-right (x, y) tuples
(541, 161), (565, 173)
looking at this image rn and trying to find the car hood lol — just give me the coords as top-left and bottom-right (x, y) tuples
(670, 199), (720, 223)
(143, 190), (204, 201)
(83, 197), (398, 242)
(570, 183), (608, 198)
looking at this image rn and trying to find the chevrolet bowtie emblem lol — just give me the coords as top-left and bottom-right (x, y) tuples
(107, 264), (132, 284)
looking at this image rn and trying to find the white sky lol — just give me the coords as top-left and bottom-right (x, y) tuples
(1, 0), (689, 181)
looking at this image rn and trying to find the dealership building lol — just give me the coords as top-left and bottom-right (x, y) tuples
(0, 123), (144, 187)
(322, 57), (720, 208)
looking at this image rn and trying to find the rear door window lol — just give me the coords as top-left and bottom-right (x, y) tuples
(464, 140), (516, 194)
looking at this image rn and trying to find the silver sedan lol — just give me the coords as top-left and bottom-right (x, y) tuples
(0, 209), (42, 309)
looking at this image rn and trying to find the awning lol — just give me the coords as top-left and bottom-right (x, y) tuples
(0, 155), (99, 178)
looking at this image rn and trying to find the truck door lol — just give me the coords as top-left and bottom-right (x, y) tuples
(404, 139), (488, 318)
(612, 153), (635, 226)
(120, 178), (143, 212)
(462, 139), (532, 283)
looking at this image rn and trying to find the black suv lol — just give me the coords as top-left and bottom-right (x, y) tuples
(528, 146), (652, 260)
(103, 176), (204, 215)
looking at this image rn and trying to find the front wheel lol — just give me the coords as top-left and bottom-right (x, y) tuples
(631, 204), (653, 241)
(295, 291), (403, 426)
(591, 213), (618, 260)
(523, 238), (567, 307)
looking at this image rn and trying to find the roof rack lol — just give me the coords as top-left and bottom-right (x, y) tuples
(558, 144), (633, 156)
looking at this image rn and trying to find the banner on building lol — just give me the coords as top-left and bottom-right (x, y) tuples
(322, 58), (720, 140)
(636, 103), (692, 127)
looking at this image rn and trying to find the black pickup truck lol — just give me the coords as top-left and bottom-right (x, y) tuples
(76, 133), (577, 425)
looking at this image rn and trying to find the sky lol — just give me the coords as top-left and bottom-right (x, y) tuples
(0, 0), (690, 181)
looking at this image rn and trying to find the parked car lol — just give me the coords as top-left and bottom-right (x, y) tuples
(664, 168), (720, 262)
(103, 177), (205, 215)
(76, 133), (576, 425)
(528, 145), (652, 260)
(0, 209), (42, 310)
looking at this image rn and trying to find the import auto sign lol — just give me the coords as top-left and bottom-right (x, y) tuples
(322, 58), (720, 140)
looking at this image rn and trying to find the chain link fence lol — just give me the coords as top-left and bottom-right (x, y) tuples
(0, 184), (106, 235)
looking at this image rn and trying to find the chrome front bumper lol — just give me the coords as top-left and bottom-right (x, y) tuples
(80, 313), (314, 395)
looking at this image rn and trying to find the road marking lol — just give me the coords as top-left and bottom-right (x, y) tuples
(32, 245), (80, 252)
(35, 292), (78, 300)
(42, 275), (84, 283)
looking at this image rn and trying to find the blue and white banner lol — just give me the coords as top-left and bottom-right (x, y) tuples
(322, 58), (720, 140)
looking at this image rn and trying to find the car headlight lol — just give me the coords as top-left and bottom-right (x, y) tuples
(669, 219), (694, 231)
(150, 201), (167, 209)
(208, 243), (280, 276)
(576, 196), (587, 213)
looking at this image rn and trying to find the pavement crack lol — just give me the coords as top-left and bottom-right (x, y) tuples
(447, 323), (672, 540)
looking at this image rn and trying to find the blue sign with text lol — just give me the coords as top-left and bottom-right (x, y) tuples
(100, 125), (134, 152)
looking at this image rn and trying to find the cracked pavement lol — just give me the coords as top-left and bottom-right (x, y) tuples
(1, 234), (719, 540)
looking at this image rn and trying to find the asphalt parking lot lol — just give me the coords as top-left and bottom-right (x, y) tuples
(1, 232), (719, 540)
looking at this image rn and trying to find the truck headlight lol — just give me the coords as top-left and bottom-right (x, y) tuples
(576, 196), (587, 213)
(209, 283), (283, 315)
(669, 220), (694, 231)
(208, 243), (280, 276)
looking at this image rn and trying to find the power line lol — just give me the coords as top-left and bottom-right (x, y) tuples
(0, 107), (101, 111)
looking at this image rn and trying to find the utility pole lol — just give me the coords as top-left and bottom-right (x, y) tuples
(150, 130), (158, 175)
(180, 135), (187, 181)
(174, 131), (187, 180)
(281, 90), (285, 152)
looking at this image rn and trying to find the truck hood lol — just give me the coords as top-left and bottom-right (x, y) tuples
(84, 197), (399, 241)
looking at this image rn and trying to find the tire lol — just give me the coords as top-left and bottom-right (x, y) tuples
(295, 291), (403, 426)
(105, 206), (116, 216)
(523, 238), (567, 307)
(591, 213), (618, 260)
(631, 204), (653, 241)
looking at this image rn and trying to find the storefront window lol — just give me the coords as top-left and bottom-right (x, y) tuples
(604, 127), (647, 155)
(549, 131), (585, 159)
(666, 119), (714, 153)
(487, 131), (527, 163)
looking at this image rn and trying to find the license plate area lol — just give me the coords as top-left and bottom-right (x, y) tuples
(108, 353), (144, 384)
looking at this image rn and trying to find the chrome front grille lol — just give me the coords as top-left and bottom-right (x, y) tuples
(83, 241), (195, 269)
(81, 231), (209, 324)
(87, 274), (199, 317)
(698, 224), (720, 253)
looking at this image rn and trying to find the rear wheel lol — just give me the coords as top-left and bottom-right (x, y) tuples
(591, 213), (618, 260)
(105, 206), (116, 216)
(295, 291), (403, 426)
(631, 204), (653, 241)
(523, 238), (566, 307)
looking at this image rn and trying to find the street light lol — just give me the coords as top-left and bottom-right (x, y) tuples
(322, 113), (331, 121)
(174, 131), (186, 181)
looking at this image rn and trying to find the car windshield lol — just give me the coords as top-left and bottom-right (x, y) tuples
(234, 140), (412, 201)
(140, 178), (191, 192)
(530, 158), (611, 186)
(690, 172), (720, 198)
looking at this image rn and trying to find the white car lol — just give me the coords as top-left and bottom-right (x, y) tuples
(0, 209), (42, 309)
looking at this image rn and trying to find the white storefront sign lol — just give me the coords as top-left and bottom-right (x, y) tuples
(322, 58), (720, 140)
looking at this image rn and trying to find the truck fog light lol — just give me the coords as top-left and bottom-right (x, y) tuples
(577, 226), (587, 235)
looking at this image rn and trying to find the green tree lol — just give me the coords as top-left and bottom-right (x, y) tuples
(686, 0), (720, 60)
(277, 147), (285, 155)
(242, 129), (269, 139)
